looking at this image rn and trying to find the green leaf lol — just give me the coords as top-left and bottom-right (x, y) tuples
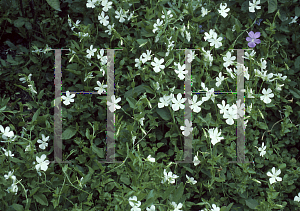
(37, 89), (45, 100)
(91, 144), (104, 158)
(6, 55), (18, 65)
(295, 6), (300, 17)
(62, 126), (77, 140)
(156, 107), (171, 121)
(278, 163), (286, 169)
(136, 39), (148, 47)
(120, 174), (131, 185)
(11, 203), (24, 211)
(126, 97), (137, 109)
(25, 22), (32, 30)
(45, 0), (61, 11)
(268, 0), (277, 13)
(5, 41), (16, 50)
(62, 164), (68, 173)
(14, 18), (25, 27)
(31, 108), (40, 123)
(245, 198), (259, 209)
(294, 56), (300, 70)
(66, 63), (81, 75)
(33, 193), (48, 206)
(124, 84), (146, 98)
(290, 87), (300, 99)
(165, 57), (174, 67)
(171, 182), (184, 202)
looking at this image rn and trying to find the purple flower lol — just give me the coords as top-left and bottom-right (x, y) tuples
(199, 25), (205, 33)
(255, 18), (263, 26)
(246, 31), (261, 48)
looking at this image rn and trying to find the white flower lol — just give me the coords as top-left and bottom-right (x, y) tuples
(260, 70), (275, 82)
(158, 95), (172, 108)
(274, 73), (287, 81)
(223, 104), (238, 125)
(135, 55), (143, 69)
(127, 11), (135, 21)
(275, 81), (284, 91)
(86, 45), (97, 59)
(193, 155), (200, 166)
(161, 9), (173, 19)
(223, 51), (236, 67)
(145, 155), (155, 162)
(4, 170), (16, 182)
(153, 19), (163, 33)
(101, 0), (112, 12)
(28, 85), (37, 94)
(94, 81), (107, 95)
(161, 169), (179, 184)
(0, 125), (14, 140)
(35, 154), (50, 172)
(151, 57), (165, 73)
(188, 95), (203, 113)
(218, 3), (230, 18)
(208, 127), (224, 145)
(202, 88), (216, 103)
(201, 48), (213, 67)
(141, 50), (152, 64)
(6, 182), (18, 195)
(98, 11), (109, 26)
(249, 0), (261, 13)
(129, 196), (141, 208)
(37, 134), (49, 150)
(174, 63), (188, 80)
(267, 167), (282, 184)
(232, 25), (236, 32)
(208, 33), (223, 48)
(97, 49), (108, 65)
(171, 202), (183, 211)
(186, 175), (197, 184)
(186, 31), (191, 42)
(187, 51), (197, 63)
(201, 7), (209, 17)
(107, 95), (121, 112)
(1, 148), (14, 157)
(260, 88), (274, 104)
(105, 23), (114, 35)
(294, 192), (300, 202)
(243, 50), (256, 60)
(61, 91), (75, 105)
(246, 86), (255, 98)
(217, 100), (230, 114)
(211, 204), (221, 211)
(180, 119), (193, 136)
(86, 0), (98, 8)
(216, 72), (225, 87)
(258, 142), (266, 157)
(204, 29), (217, 41)
(19, 73), (32, 83)
(289, 16), (298, 24)
(146, 205), (156, 211)
(172, 93), (186, 111)
(115, 9), (127, 23)
(226, 67), (235, 79)
(258, 58), (267, 70)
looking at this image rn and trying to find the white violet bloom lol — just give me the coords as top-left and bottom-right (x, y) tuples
(37, 134), (50, 150)
(61, 91), (75, 105)
(267, 167), (282, 184)
(180, 119), (193, 136)
(258, 142), (266, 157)
(208, 127), (224, 145)
(35, 154), (50, 172)
(94, 80), (108, 95)
(98, 11), (109, 26)
(151, 57), (165, 73)
(171, 93), (186, 111)
(249, 0), (261, 13)
(107, 95), (121, 112)
(186, 175), (197, 184)
(260, 88), (274, 104)
(188, 95), (203, 113)
(218, 3), (230, 18)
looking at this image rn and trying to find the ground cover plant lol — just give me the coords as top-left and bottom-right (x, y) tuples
(0, 0), (300, 210)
